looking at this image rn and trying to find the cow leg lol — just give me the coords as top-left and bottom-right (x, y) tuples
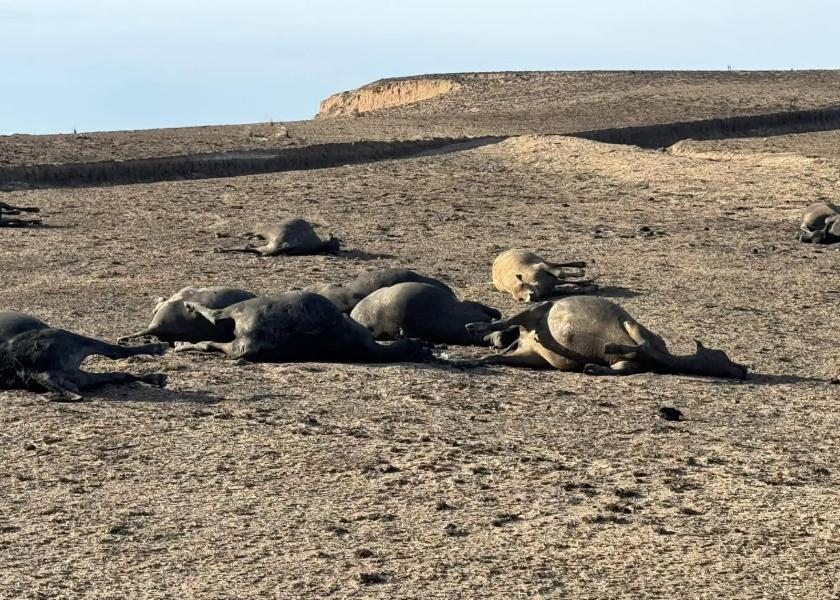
(263, 243), (295, 257)
(73, 370), (167, 391)
(465, 301), (553, 336)
(31, 372), (84, 402)
(544, 266), (587, 280)
(482, 325), (522, 348)
(479, 347), (552, 368)
(31, 332), (165, 372)
(0, 202), (39, 213)
(551, 282), (599, 295)
(173, 340), (239, 357)
(0, 217), (40, 228)
(799, 228), (824, 243)
(116, 329), (155, 344)
(461, 300), (502, 320)
(215, 246), (263, 255)
(473, 334), (555, 368)
(76, 337), (167, 361)
(182, 302), (229, 325)
(530, 342), (583, 371)
(583, 360), (645, 376)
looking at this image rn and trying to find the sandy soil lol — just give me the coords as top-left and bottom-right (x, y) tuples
(3, 71), (840, 167)
(1, 116), (838, 598)
(674, 129), (840, 160)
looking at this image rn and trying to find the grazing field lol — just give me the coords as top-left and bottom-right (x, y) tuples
(1, 73), (839, 599)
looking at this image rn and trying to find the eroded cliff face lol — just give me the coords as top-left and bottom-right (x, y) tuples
(317, 78), (458, 117)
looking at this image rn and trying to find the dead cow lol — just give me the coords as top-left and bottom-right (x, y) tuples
(492, 249), (595, 302)
(0, 311), (49, 342)
(118, 286), (256, 344)
(307, 268), (455, 313)
(350, 282), (514, 347)
(0, 313), (167, 401)
(799, 202), (840, 244)
(174, 291), (431, 364)
(216, 218), (340, 256)
(465, 296), (747, 379)
(0, 202), (40, 227)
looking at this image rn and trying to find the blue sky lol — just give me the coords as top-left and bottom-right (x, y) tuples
(1, 0), (837, 135)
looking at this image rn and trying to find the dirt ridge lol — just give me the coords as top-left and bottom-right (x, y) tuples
(571, 105), (840, 148)
(0, 136), (502, 190)
(317, 79), (459, 117)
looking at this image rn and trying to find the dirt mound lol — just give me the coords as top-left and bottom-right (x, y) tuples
(317, 78), (459, 117)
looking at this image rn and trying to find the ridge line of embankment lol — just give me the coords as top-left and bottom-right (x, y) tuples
(0, 137), (504, 191)
(3, 105), (840, 191)
(569, 105), (840, 148)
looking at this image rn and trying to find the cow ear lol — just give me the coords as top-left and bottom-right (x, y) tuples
(694, 340), (706, 351)
(515, 273), (524, 282)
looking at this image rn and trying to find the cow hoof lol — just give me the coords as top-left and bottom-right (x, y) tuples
(49, 392), (84, 402)
(583, 363), (613, 376)
(465, 322), (492, 335)
(144, 373), (167, 388)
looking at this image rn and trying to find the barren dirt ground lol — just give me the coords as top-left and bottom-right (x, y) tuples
(1, 115), (840, 596)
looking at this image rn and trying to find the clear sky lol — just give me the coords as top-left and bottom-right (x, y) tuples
(1, 0), (837, 135)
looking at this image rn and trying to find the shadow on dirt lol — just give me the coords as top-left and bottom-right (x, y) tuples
(339, 249), (399, 261)
(596, 286), (642, 299)
(93, 386), (223, 404)
(737, 372), (836, 386)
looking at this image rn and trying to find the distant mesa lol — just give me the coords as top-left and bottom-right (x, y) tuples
(317, 77), (458, 118)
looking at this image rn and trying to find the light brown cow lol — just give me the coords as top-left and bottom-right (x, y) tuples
(465, 296), (747, 379)
(492, 249), (594, 302)
(799, 202), (840, 244)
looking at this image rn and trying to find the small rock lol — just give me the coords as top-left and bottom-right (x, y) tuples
(108, 523), (132, 535)
(444, 523), (468, 537)
(615, 488), (642, 499)
(354, 548), (375, 558)
(326, 525), (350, 536)
(659, 406), (683, 421)
(358, 572), (388, 585)
(679, 506), (704, 516)
(491, 513), (522, 527)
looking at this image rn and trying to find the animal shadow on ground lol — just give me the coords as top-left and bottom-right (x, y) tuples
(78, 385), (222, 404)
(736, 372), (835, 386)
(339, 249), (398, 261)
(1, 222), (74, 230)
(595, 285), (641, 299)
(212, 248), (397, 261)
